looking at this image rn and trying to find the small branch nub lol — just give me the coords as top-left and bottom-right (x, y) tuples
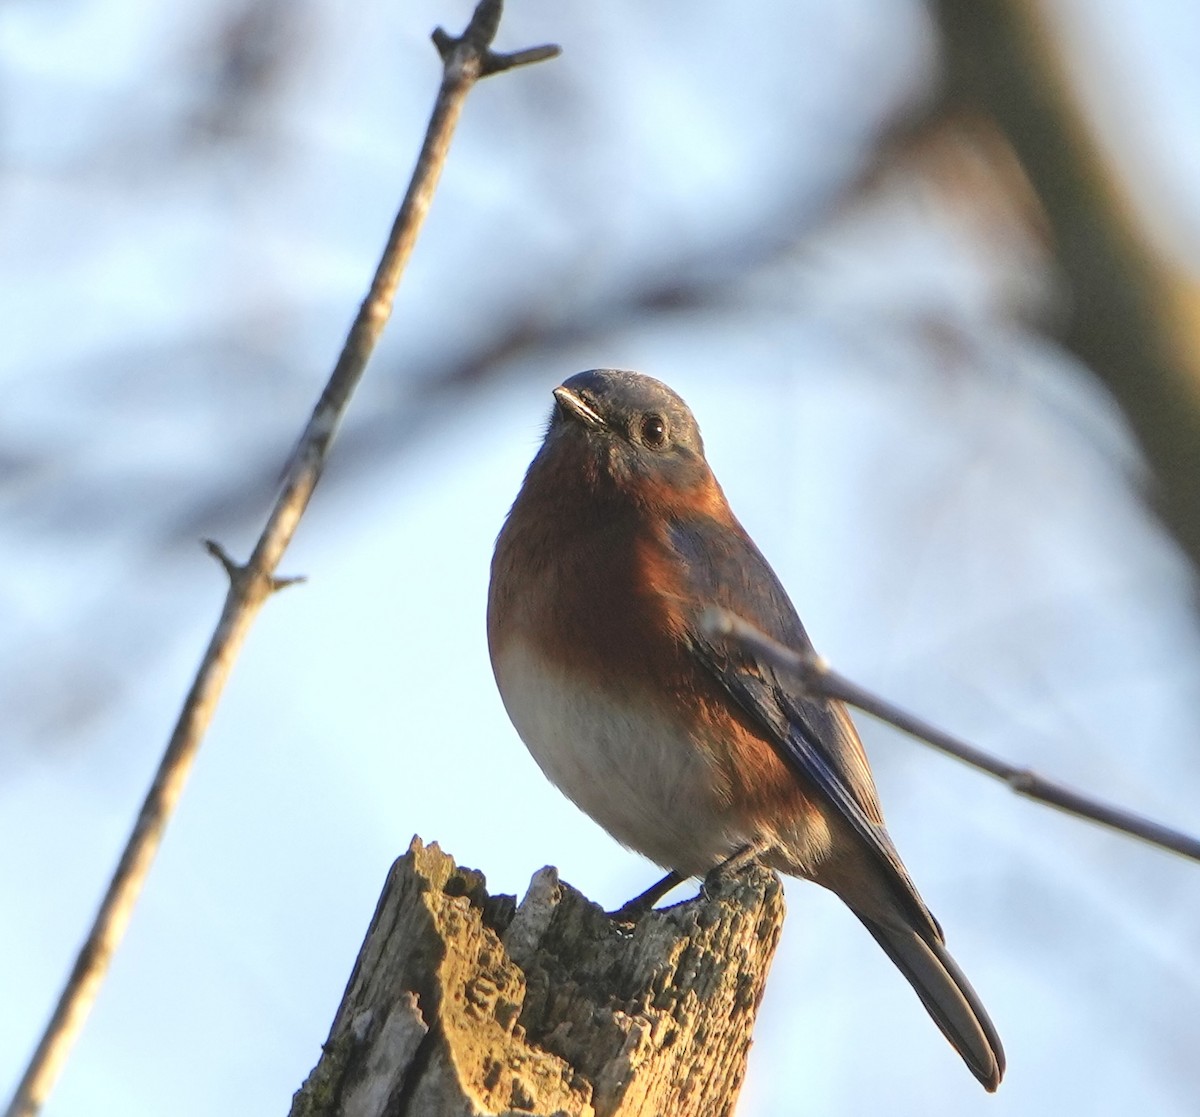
(432, 0), (560, 78)
(204, 540), (305, 595)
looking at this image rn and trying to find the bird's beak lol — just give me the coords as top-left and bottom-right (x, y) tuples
(553, 386), (606, 428)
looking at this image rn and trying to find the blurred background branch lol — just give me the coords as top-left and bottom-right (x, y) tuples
(932, 0), (1200, 579)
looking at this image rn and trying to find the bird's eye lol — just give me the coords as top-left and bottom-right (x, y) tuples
(639, 413), (668, 448)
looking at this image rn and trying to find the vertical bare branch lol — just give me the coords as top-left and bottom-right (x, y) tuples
(3, 6), (557, 1117)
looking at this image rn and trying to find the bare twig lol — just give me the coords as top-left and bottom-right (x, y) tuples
(3, 6), (557, 1117)
(701, 606), (1200, 862)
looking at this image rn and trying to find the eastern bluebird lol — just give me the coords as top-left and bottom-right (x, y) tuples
(487, 369), (1004, 1091)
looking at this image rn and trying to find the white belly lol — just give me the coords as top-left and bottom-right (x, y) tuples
(492, 639), (737, 876)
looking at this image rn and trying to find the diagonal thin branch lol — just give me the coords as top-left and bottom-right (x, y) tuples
(2, 6), (558, 1117)
(701, 606), (1200, 863)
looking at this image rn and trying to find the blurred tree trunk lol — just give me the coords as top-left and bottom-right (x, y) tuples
(928, 0), (1200, 579)
(288, 839), (784, 1117)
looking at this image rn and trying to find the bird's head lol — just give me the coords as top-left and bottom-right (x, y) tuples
(538, 369), (721, 515)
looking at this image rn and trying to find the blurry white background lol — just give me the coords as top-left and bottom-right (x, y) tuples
(2, 1), (1198, 1114)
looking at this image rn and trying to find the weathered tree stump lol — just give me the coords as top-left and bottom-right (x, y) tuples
(290, 837), (785, 1117)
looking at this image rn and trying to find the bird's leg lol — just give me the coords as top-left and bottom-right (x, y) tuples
(609, 870), (686, 922)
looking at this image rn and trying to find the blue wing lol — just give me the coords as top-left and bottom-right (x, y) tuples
(668, 516), (939, 937)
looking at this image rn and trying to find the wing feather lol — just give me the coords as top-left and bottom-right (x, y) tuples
(668, 516), (940, 939)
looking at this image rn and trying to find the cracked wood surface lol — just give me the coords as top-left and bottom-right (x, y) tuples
(289, 837), (784, 1117)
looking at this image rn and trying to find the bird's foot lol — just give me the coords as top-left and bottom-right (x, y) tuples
(699, 841), (769, 901)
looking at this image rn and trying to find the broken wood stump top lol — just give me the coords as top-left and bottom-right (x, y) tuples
(290, 837), (785, 1117)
